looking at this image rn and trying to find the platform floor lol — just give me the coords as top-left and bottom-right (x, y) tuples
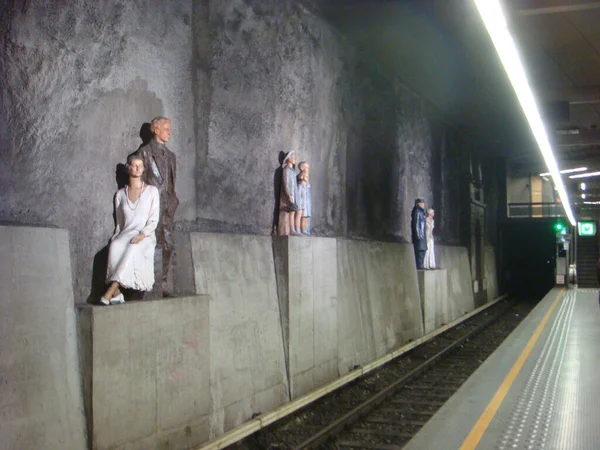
(403, 287), (600, 450)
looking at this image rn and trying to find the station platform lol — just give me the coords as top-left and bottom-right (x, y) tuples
(404, 287), (600, 450)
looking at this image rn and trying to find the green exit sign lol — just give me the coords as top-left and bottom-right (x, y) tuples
(578, 221), (596, 236)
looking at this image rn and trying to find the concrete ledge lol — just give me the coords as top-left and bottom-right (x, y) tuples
(77, 296), (211, 450)
(196, 294), (508, 450)
(436, 245), (475, 320)
(336, 240), (424, 375)
(189, 233), (289, 435)
(0, 226), (86, 450)
(418, 269), (449, 333)
(273, 236), (338, 399)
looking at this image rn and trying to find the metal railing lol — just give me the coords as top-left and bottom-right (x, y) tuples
(507, 202), (566, 219)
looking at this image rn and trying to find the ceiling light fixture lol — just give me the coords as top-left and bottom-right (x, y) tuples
(581, 183), (586, 191)
(569, 171), (600, 179)
(474, 0), (576, 225)
(539, 167), (587, 177)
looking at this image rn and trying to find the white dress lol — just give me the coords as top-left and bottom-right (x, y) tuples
(424, 218), (436, 269)
(106, 185), (160, 291)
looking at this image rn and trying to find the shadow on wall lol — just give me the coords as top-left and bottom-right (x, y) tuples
(272, 151), (285, 235)
(88, 245), (109, 304)
(87, 122), (154, 303)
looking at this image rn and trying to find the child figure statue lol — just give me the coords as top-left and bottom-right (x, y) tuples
(298, 161), (311, 235)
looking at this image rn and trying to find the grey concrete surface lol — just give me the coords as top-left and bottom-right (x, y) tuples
(485, 245), (499, 301)
(273, 236), (338, 399)
(0, 226), (86, 450)
(0, 1), (196, 302)
(336, 239), (424, 375)
(0, 1), (481, 303)
(189, 233), (289, 436)
(436, 245), (476, 319)
(77, 295), (211, 450)
(418, 269), (449, 333)
(348, 75), (436, 241)
(197, 1), (357, 237)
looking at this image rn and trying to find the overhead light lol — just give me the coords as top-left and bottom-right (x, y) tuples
(570, 171), (600, 179)
(539, 167), (587, 176)
(581, 183), (586, 191)
(584, 201), (600, 205)
(474, 0), (576, 225)
(582, 194), (587, 199)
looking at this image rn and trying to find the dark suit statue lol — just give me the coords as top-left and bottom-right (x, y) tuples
(132, 118), (178, 296)
(411, 198), (428, 270)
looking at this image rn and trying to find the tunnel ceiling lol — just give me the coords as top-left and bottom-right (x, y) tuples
(312, 0), (600, 194)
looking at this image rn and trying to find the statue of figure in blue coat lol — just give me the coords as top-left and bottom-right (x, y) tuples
(411, 198), (427, 269)
(278, 151), (299, 236)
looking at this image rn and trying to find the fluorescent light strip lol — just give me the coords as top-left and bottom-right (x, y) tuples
(474, 0), (576, 225)
(569, 171), (600, 179)
(539, 167), (587, 176)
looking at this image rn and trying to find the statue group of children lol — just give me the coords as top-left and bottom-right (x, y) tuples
(278, 150), (311, 236)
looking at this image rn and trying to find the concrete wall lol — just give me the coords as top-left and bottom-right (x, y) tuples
(0, 0), (476, 302)
(346, 70), (441, 241)
(189, 233), (289, 436)
(0, 0), (196, 302)
(485, 245), (499, 302)
(436, 245), (476, 317)
(273, 237), (338, 399)
(418, 269), (449, 334)
(196, 1), (359, 237)
(180, 233), (480, 439)
(78, 296), (211, 450)
(0, 226), (491, 448)
(0, 226), (86, 450)
(336, 239), (424, 374)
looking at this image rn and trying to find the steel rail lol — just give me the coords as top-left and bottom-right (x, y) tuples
(292, 304), (514, 450)
(196, 294), (508, 450)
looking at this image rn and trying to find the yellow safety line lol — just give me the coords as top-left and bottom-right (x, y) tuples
(459, 288), (565, 450)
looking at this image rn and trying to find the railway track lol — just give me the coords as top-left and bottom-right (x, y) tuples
(246, 298), (534, 450)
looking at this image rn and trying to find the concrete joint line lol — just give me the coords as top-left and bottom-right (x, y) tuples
(196, 294), (509, 450)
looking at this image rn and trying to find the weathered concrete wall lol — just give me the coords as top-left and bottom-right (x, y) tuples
(436, 245), (476, 317)
(189, 233), (289, 437)
(346, 71), (437, 241)
(78, 296), (211, 450)
(418, 269), (449, 333)
(485, 244), (499, 301)
(273, 236), (338, 399)
(0, 0), (196, 302)
(336, 239), (424, 374)
(192, 1), (359, 236)
(0, 226), (86, 450)
(0, 0), (473, 301)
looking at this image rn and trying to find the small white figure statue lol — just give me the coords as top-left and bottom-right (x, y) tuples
(424, 208), (436, 269)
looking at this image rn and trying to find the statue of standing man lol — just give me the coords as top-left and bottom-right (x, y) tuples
(411, 198), (427, 270)
(133, 116), (179, 296)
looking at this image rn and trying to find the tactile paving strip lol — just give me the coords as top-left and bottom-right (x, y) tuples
(491, 290), (576, 450)
(546, 289), (600, 449)
(403, 289), (600, 450)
